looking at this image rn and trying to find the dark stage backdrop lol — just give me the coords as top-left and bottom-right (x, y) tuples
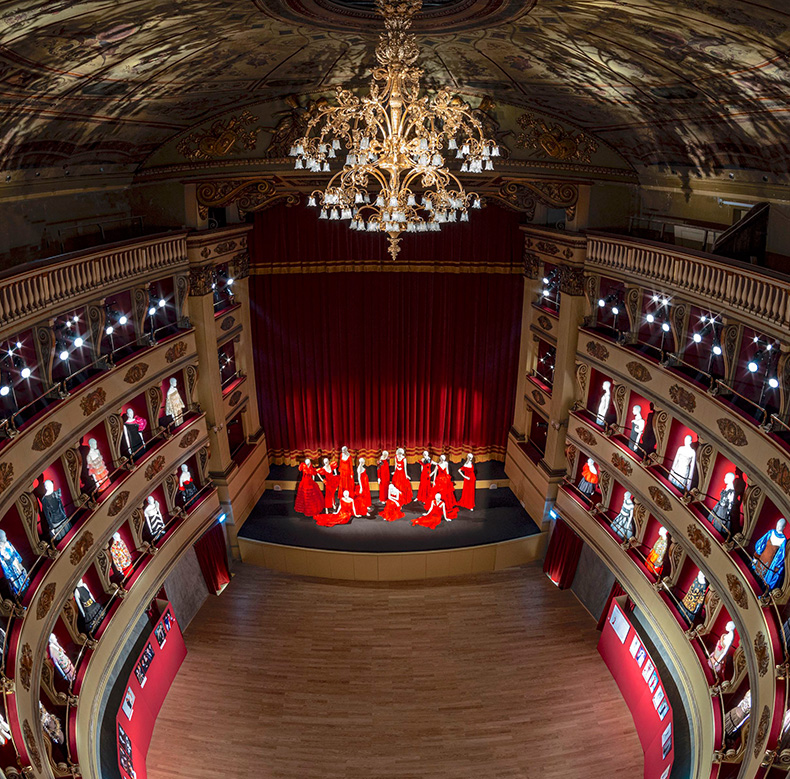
(249, 204), (524, 464)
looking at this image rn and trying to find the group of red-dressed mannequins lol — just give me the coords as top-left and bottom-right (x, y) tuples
(293, 448), (477, 530)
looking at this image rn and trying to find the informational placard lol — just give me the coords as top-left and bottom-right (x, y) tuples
(116, 606), (186, 779)
(598, 599), (674, 779)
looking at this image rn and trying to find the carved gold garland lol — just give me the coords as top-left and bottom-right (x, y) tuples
(196, 178), (300, 220)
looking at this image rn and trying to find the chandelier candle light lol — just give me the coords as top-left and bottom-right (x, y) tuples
(289, 0), (499, 259)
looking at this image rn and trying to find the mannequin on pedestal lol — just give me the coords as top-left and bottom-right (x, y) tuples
(752, 519), (787, 590)
(144, 495), (165, 541)
(40, 702), (64, 745)
(724, 690), (751, 740)
(122, 407), (147, 461)
(645, 528), (668, 576)
(178, 463), (199, 505)
(41, 479), (71, 543)
(431, 455), (456, 510)
(457, 453), (476, 511)
(596, 381), (612, 426)
(74, 578), (103, 633)
(110, 532), (133, 576)
(669, 435), (696, 491)
(0, 712), (10, 745)
(709, 473), (737, 535)
(165, 377), (186, 426)
(628, 406), (645, 453)
(577, 459), (599, 497)
(611, 491), (635, 540)
(678, 571), (708, 622)
(86, 438), (109, 490)
(708, 621), (736, 674)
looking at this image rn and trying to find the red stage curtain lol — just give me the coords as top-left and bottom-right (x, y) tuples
(249, 205), (523, 463)
(543, 519), (583, 589)
(597, 581), (627, 630)
(194, 523), (231, 595)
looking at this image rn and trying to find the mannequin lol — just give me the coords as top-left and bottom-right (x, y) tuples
(338, 446), (354, 497)
(752, 518), (788, 590)
(320, 457), (339, 510)
(48, 634), (75, 682)
(679, 571), (708, 622)
(74, 578), (103, 633)
(709, 473), (736, 535)
(0, 529), (28, 596)
(628, 406), (645, 453)
(294, 458), (324, 516)
(354, 457), (372, 515)
(577, 458), (599, 497)
(380, 482), (404, 522)
(41, 479), (72, 543)
(144, 495), (166, 541)
(611, 491), (635, 540)
(417, 451), (433, 505)
(86, 438), (109, 490)
(165, 377), (186, 426)
(645, 528), (668, 576)
(669, 434), (696, 491)
(708, 621), (736, 674)
(724, 690), (751, 740)
(458, 453), (476, 511)
(431, 455), (456, 510)
(122, 407), (147, 461)
(0, 712), (10, 746)
(377, 451), (390, 505)
(596, 381), (612, 426)
(392, 448), (413, 505)
(178, 463), (199, 505)
(412, 493), (457, 529)
(40, 702), (64, 745)
(110, 532), (133, 576)
(315, 489), (359, 527)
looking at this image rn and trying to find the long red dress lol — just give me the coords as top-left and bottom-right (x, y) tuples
(392, 456), (413, 505)
(457, 464), (476, 510)
(354, 467), (372, 514)
(412, 498), (456, 529)
(338, 455), (354, 497)
(380, 485), (404, 522)
(321, 461), (339, 509)
(417, 459), (432, 504)
(295, 463), (324, 516)
(315, 495), (356, 527)
(433, 464), (457, 510)
(377, 458), (390, 502)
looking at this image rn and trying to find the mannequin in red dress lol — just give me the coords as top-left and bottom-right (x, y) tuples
(457, 453), (476, 511)
(315, 490), (359, 527)
(320, 457), (339, 510)
(417, 451), (433, 505)
(380, 483), (404, 522)
(354, 457), (372, 515)
(377, 451), (390, 505)
(392, 448), (413, 505)
(295, 459), (325, 516)
(431, 455), (457, 510)
(412, 493), (456, 529)
(338, 446), (354, 497)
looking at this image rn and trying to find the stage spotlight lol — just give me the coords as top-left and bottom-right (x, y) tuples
(542, 289), (550, 297)
(598, 298), (605, 307)
(158, 298), (166, 308)
(748, 360), (759, 373)
(14, 341), (21, 349)
(700, 315), (707, 323)
(106, 325), (114, 335)
(713, 344), (722, 356)
(0, 385), (8, 397)
(118, 315), (128, 325)
(611, 306), (619, 316)
(59, 350), (68, 362)
(542, 276), (549, 285)
(20, 367), (30, 379)
(692, 333), (702, 343)
(73, 336), (84, 348)
(661, 323), (670, 332)
(646, 313), (655, 323)
(148, 306), (156, 316)
(227, 277), (234, 286)
(651, 294), (659, 302)
(662, 297), (669, 306)
(769, 377), (780, 389)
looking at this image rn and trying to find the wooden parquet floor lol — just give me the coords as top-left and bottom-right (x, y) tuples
(147, 562), (642, 779)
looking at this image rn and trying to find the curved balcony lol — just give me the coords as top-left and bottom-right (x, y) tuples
(8, 415), (210, 776)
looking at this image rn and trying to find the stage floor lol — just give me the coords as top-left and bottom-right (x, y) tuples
(238, 485), (541, 553)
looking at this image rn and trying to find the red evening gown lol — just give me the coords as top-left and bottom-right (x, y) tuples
(457, 464), (476, 510)
(377, 460), (390, 502)
(338, 455), (354, 497)
(354, 469), (372, 514)
(417, 460), (432, 504)
(295, 463), (324, 516)
(433, 466), (457, 510)
(322, 462), (339, 509)
(392, 458), (413, 505)
(380, 498), (404, 522)
(315, 497), (355, 527)
(412, 498), (456, 529)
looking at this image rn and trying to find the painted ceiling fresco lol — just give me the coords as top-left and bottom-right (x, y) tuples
(0, 0), (788, 177)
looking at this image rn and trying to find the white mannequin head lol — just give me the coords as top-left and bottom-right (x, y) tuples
(381, 450), (389, 460)
(423, 450), (429, 459)
(658, 527), (668, 539)
(341, 446), (349, 455)
(113, 532), (121, 542)
(586, 458), (595, 467)
(358, 457), (365, 466)
(169, 377), (178, 389)
(724, 472), (735, 488)
(147, 495), (156, 506)
(180, 463), (190, 475)
(49, 634), (58, 647)
(725, 620), (735, 634)
(683, 434), (693, 447)
(439, 454), (447, 463)
(602, 381), (611, 393)
(125, 408), (135, 421)
(0, 530), (7, 545)
(342, 489), (350, 498)
(623, 491), (632, 503)
(632, 405), (642, 418)
(776, 518), (787, 535)
(396, 448), (405, 458)
(88, 438), (98, 450)
(77, 577), (84, 588)
(696, 571), (706, 585)
(44, 479), (54, 495)
(466, 453), (474, 463)
(435, 493), (443, 502)
(322, 457), (329, 466)
(304, 458), (311, 466)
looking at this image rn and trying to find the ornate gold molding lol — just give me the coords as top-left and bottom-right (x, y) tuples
(196, 178), (299, 219)
(177, 110), (260, 162)
(516, 113), (598, 163)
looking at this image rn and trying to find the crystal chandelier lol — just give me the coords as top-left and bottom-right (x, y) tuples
(289, 0), (499, 259)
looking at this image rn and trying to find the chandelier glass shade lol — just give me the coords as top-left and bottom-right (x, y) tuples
(289, 0), (499, 259)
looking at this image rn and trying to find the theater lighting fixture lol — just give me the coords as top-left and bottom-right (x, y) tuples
(118, 314), (128, 325)
(769, 377), (780, 389)
(0, 385), (8, 397)
(106, 326), (114, 335)
(20, 367), (31, 379)
(148, 306), (156, 316)
(713, 344), (723, 356)
(293, 0), (497, 259)
(646, 313), (655, 323)
(59, 349), (69, 362)
(73, 336), (84, 348)
(747, 354), (761, 373)
(661, 323), (670, 332)
(692, 333), (702, 343)
(611, 306), (619, 316)
(158, 298), (166, 308)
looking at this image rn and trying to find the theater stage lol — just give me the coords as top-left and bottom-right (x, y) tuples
(237, 463), (546, 580)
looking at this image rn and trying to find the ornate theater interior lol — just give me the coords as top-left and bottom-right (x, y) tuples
(0, 0), (788, 777)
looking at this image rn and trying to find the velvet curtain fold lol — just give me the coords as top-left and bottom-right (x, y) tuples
(542, 519), (583, 589)
(248, 205), (523, 464)
(194, 523), (231, 595)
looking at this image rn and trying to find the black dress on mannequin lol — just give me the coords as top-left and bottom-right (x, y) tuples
(74, 584), (102, 632)
(41, 489), (71, 543)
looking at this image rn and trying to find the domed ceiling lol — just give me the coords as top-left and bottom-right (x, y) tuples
(0, 0), (788, 177)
